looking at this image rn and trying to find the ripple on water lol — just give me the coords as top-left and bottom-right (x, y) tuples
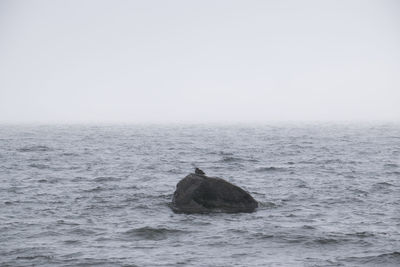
(1, 124), (399, 266)
(341, 251), (400, 266)
(92, 176), (122, 182)
(68, 228), (97, 236)
(370, 182), (396, 193)
(218, 156), (258, 163)
(384, 163), (399, 168)
(122, 226), (186, 241)
(345, 231), (375, 238)
(258, 201), (278, 209)
(16, 255), (54, 260)
(253, 166), (286, 172)
(17, 145), (52, 152)
(219, 156), (243, 163)
(28, 163), (50, 169)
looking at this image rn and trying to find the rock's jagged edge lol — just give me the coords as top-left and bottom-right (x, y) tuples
(171, 173), (258, 214)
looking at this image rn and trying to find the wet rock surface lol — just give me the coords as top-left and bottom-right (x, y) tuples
(172, 173), (258, 213)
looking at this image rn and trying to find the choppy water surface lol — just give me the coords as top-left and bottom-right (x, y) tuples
(0, 123), (399, 266)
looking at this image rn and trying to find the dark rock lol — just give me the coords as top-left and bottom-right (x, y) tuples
(171, 173), (258, 214)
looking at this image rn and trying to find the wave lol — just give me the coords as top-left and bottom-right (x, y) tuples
(68, 228), (97, 236)
(93, 176), (121, 182)
(384, 163), (399, 168)
(254, 166), (285, 172)
(83, 186), (106, 192)
(56, 220), (80, 226)
(219, 156), (244, 163)
(371, 182), (396, 192)
(322, 159), (361, 165)
(17, 145), (52, 152)
(208, 151), (234, 156)
(60, 152), (79, 157)
(219, 151), (233, 156)
(258, 201), (278, 208)
(349, 188), (369, 195)
(123, 226), (186, 240)
(310, 237), (344, 245)
(16, 255), (53, 260)
(251, 231), (371, 247)
(218, 156), (258, 163)
(299, 159), (362, 165)
(345, 231), (374, 238)
(27, 231), (62, 239)
(71, 176), (86, 182)
(28, 163), (50, 169)
(343, 252), (400, 265)
(167, 168), (182, 174)
(63, 240), (81, 245)
(253, 233), (274, 239)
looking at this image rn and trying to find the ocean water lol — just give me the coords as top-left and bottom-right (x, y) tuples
(0, 123), (399, 267)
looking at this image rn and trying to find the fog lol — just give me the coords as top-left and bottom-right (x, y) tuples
(1, 0), (399, 123)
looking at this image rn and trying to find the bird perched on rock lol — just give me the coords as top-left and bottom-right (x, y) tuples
(195, 168), (205, 175)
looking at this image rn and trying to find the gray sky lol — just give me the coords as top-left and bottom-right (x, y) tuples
(1, 0), (399, 123)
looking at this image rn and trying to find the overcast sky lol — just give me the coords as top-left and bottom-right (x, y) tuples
(0, 0), (399, 123)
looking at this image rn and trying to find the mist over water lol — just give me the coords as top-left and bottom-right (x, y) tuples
(0, 123), (399, 266)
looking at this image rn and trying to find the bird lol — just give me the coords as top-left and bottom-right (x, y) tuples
(195, 168), (205, 175)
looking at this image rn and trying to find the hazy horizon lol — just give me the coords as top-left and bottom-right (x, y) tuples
(1, 0), (399, 124)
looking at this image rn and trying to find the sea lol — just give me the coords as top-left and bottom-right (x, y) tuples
(0, 123), (399, 267)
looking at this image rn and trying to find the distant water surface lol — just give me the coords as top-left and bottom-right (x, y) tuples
(0, 123), (399, 266)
